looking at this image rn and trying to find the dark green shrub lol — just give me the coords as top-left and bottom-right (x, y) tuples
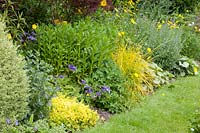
(0, 20), (29, 128)
(138, 0), (199, 20)
(1, 0), (27, 42)
(181, 28), (200, 60)
(81, 60), (133, 113)
(32, 18), (118, 75)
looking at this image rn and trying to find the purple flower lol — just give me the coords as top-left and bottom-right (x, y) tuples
(101, 86), (111, 93)
(80, 79), (86, 85)
(84, 85), (90, 89)
(24, 31), (29, 36)
(6, 118), (11, 125)
(15, 120), (19, 126)
(27, 35), (36, 41)
(19, 34), (25, 43)
(58, 75), (64, 78)
(85, 88), (93, 93)
(68, 64), (77, 71)
(96, 92), (101, 97)
(31, 31), (36, 36)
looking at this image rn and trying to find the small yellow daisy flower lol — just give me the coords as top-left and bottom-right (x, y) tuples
(62, 21), (68, 25)
(128, 0), (135, 6)
(194, 67), (198, 74)
(134, 73), (139, 78)
(100, 0), (107, 7)
(131, 18), (136, 24)
(118, 31), (125, 37)
(147, 48), (152, 53)
(32, 24), (37, 30)
(157, 23), (162, 30)
(7, 33), (12, 40)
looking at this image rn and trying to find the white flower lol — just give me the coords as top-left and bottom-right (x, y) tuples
(188, 22), (195, 26)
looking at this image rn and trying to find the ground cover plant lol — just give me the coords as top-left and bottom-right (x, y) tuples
(1, 0), (200, 132)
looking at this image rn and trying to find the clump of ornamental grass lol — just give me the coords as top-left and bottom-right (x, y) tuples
(112, 44), (154, 96)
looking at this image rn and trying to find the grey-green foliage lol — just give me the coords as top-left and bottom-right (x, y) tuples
(24, 51), (57, 120)
(2, 118), (66, 133)
(132, 18), (184, 70)
(0, 20), (29, 128)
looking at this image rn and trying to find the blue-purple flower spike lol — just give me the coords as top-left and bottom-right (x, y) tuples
(80, 79), (86, 85)
(15, 120), (19, 126)
(85, 88), (93, 93)
(68, 64), (77, 71)
(31, 31), (36, 36)
(27, 36), (37, 41)
(84, 85), (90, 89)
(58, 75), (64, 78)
(6, 118), (11, 125)
(101, 86), (111, 93)
(96, 92), (101, 97)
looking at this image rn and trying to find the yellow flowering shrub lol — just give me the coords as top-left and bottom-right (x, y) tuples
(49, 94), (99, 130)
(112, 45), (154, 95)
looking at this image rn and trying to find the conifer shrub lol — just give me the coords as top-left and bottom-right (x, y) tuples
(0, 20), (29, 128)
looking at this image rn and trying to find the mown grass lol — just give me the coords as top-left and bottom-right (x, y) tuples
(81, 74), (200, 133)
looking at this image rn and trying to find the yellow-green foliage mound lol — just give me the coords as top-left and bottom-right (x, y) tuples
(0, 20), (29, 128)
(112, 45), (154, 95)
(49, 94), (99, 130)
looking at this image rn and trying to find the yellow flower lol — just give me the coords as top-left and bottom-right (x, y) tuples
(115, 14), (120, 18)
(124, 9), (128, 13)
(157, 23), (162, 30)
(131, 18), (136, 24)
(167, 21), (173, 25)
(161, 20), (165, 24)
(100, 0), (107, 7)
(118, 31), (125, 37)
(32, 24), (37, 30)
(134, 73), (139, 78)
(78, 9), (82, 14)
(170, 24), (178, 29)
(194, 67), (198, 74)
(147, 48), (152, 53)
(178, 14), (184, 19)
(128, 0), (135, 6)
(162, 93), (165, 96)
(62, 21), (68, 25)
(7, 33), (12, 40)
(54, 19), (61, 24)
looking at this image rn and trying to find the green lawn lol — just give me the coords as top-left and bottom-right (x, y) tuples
(81, 75), (200, 133)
